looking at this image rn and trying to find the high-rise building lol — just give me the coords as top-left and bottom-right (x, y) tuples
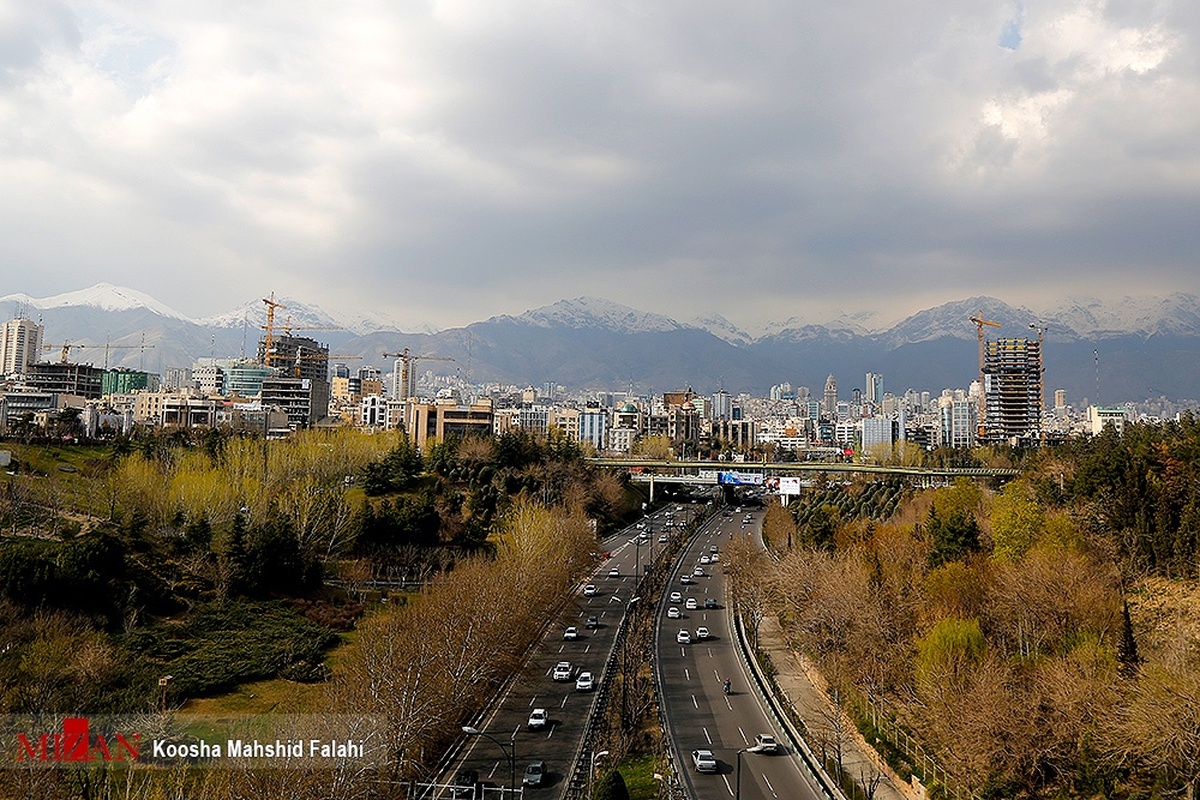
(865, 372), (883, 404)
(823, 374), (838, 418)
(982, 337), (1042, 445)
(1, 318), (44, 375)
(711, 389), (732, 421)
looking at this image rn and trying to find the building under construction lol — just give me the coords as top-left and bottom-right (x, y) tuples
(982, 337), (1042, 445)
(257, 334), (331, 429)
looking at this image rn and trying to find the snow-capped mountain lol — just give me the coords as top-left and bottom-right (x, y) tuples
(881, 296), (1041, 348)
(0, 283), (189, 321)
(691, 313), (753, 346)
(1045, 293), (1200, 338)
(493, 297), (686, 333)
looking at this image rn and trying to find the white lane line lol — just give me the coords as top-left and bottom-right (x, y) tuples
(685, 668), (691, 681)
(561, 694), (569, 708)
(529, 696), (537, 707)
(512, 724), (520, 740)
(546, 725), (555, 739)
(722, 774), (734, 796)
(691, 695), (699, 709)
(584, 644), (591, 654)
(714, 669), (722, 680)
(487, 762), (499, 779)
(725, 695), (733, 711)
(763, 774), (778, 796)
(558, 644), (565, 653)
(707, 647), (713, 658)
(738, 727), (748, 745)
(703, 726), (712, 744)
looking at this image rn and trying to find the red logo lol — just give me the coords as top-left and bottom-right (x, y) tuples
(15, 717), (140, 762)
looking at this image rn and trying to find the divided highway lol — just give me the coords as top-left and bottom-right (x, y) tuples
(657, 507), (827, 800)
(438, 505), (695, 799)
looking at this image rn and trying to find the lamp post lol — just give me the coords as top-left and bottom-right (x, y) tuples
(461, 726), (516, 796)
(735, 747), (748, 800)
(588, 749), (610, 800)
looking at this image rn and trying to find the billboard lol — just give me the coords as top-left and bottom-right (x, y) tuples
(777, 477), (804, 495)
(717, 470), (764, 486)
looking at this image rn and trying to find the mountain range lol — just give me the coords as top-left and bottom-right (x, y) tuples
(4, 284), (1200, 405)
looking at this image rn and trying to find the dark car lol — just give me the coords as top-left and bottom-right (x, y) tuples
(451, 768), (478, 798)
(705, 597), (718, 609)
(523, 761), (547, 788)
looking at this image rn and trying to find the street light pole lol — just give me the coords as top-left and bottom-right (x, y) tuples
(588, 749), (610, 800)
(736, 748), (747, 800)
(462, 726), (516, 796)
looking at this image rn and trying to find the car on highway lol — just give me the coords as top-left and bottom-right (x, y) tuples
(676, 629), (692, 644)
(685, 597), (698, 610)
(699, 555), (710, 564)
(680, 574), (694, 585)
(710, 553), (720, 562)
(692, 566), (705, 577)
(709, 545), (719, 553)
(669, 591), (683, 604)
(658, 534), (668, 543)
(667, 606), (681, 619)
(752, 733), (779, 754)
(608, 567), (620, 578)
(695, 626), (709, 640)
(563, 626), (578, 640)
(552, 661), (573, 681)
(528, 708), (548, 729)
(586, 616), (599, 629)
(705, 597), (718, 609)
(691, 749), (718, 773)
(636, 522), (646, 529)
(582, 584), (597, 596)
(575, 671), (594, 691)
(523, 761), (547, 788)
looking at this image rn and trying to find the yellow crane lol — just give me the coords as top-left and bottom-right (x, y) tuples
(259, 293), (344, 368)
(44, 341), (154, 367)
(382, 348), (455, 401)
(969, 312), (1001, 440)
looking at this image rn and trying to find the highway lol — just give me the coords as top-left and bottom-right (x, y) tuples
(657, 506), (828, 800)
(437, 503), (696, 799)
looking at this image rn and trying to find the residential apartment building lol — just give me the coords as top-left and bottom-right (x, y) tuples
(0, 318), (44, 376)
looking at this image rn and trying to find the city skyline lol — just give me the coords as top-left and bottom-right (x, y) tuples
(4, 3), (1200, 331)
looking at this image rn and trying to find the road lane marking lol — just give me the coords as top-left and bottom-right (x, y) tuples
(738, 727), (748, 744)
(561, 694), (569, 708)
(725, 695), (733, 711)
(488, 762), (499, 778)
(703, 727), (712, 744)
(546, 726), (554, 738)
(722, 775), (734, 796)
(529, 696), (537, 706)
(707, 648), (713, 658)
(558, 645), (565, 653)
(684, 668), (691, 680)
(584, 644), (591, 654)
(692, 695), (699, 709)
(763, 774), (777, 796)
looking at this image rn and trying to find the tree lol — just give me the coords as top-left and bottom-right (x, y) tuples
(592, 768), (631, 800)
(926, 505), (980, 567)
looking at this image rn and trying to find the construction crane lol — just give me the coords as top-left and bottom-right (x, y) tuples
(259, 293), (344, 368)
(382, 348), (455, 401)
(969, 312), (1001, 440)
(44, 341), (154, 367)
(1029, 323), (1048, 444)
(289, 351), (362, 378)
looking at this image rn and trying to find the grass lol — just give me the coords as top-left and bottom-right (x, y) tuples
(613, 752), (662, 800)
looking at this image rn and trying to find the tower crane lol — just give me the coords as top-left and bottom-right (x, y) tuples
(258, 293), (343, 368)
(44, 341), (154, 367)
(969, 312), (1001, 440)
(382, 348), (455, 401)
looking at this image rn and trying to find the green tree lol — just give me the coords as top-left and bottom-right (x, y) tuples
(593, 768), (631, 800)
(927, 505), (980, 567)
(991, 483), (1044, 561)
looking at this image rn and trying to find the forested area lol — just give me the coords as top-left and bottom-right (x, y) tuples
(0, 426), (637, 799)
(740, 420), (1200, 800)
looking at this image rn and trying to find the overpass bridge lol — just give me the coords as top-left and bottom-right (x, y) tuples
(586, 458), (1019, 501)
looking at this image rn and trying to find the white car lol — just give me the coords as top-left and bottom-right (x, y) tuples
(685, 597), (698, 610)
(636, 522), (646, 529)
(667, 606), (681, 619)
(752, 733), (779, 754)
(528, 708), (548, 729)
(693, 566), (705, 577)
(575, 671), (594, 692)
(711, 553), (720, 562)
(692, 749), (717, 772)
(709, 545), (719, 553)
(552, 661), (573, 681)
(680, 575), (695, 585)
(676, 629), (692, 644)
(699, 555), (710, 565)
(563, 626), (578, 640)
(583, 584), (597, 596)
(669, 591), (683, 604)
(658, 534), (668, 543)
(695, 626), (709, 640)
(608, 568), (620, 578)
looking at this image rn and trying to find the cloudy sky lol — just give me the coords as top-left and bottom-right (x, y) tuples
(2, 1), (1198, 332)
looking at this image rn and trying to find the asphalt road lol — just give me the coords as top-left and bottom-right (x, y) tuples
(657, 506), (827, 800)
(440, 504), (697, 799)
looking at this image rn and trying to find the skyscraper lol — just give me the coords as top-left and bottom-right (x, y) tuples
(0, 317), (44, 375)
(823, 374), (838, 418)
(982, 337), (1042, 445)
(865, 372), (883, 404)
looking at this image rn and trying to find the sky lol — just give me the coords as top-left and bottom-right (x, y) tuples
(2, 1), (1199, 334)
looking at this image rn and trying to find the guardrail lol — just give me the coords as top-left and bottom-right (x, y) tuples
(732, 609), (847, 800)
